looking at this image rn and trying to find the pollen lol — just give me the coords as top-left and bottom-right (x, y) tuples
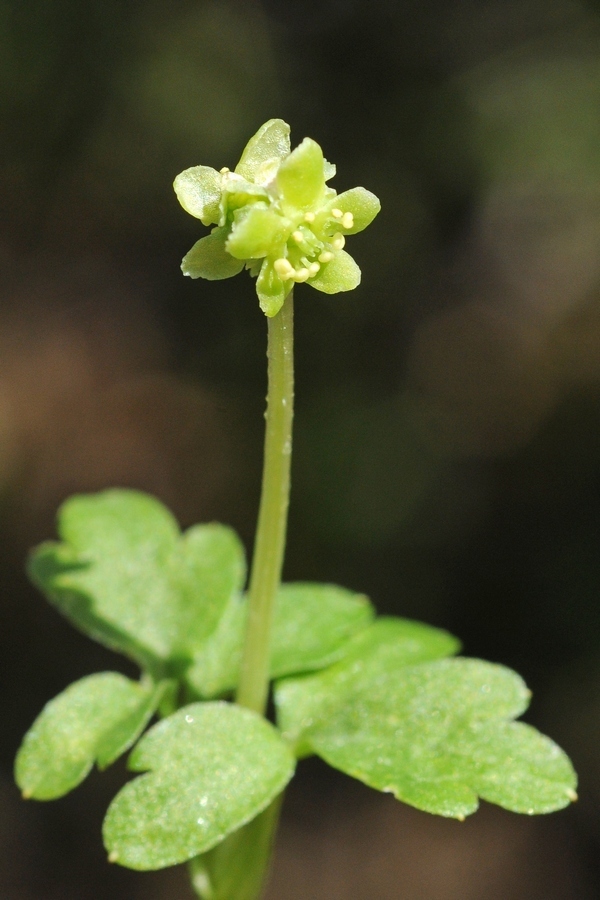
(331, 233), (345, 250)
(304, 211), (315, 223)
(341, 211), (354, 229)
(294, 267), (310, 282)
(274, 258), (295, 280)
(332, 208), (343, 219)
(318, 251), (334, 263)
(292, 230), (304, 244)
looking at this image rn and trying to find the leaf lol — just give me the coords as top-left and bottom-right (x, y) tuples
(103, 702), (295, 870)
(309, 250), (361, 294)
(277, 137), (326, 211)
(15, 673), (167, 800)
(173, 166), (222, 226)
(28, 490), (246, 675)
(276, 652), (577, 819)
(276, 617), (460, 745)
(182, 227), (245, 280)
(235, 119), (291, 181)
(186, 582), (374, 698)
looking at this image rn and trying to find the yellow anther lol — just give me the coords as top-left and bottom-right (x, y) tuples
(274, 258), (295, 280)
(318, 251), (334, 263)
(332, 233), (345, 250)
(292, 230), (304, 244)
(294, 267), (310, 282)
(308, 262), (320, 276)
(341, 212), (354, 229)
(304, 211), (315, 223)
(332, 208), (343, 218)
(220, 167), (230, 174)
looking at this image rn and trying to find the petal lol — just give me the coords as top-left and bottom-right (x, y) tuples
(174, 167), (222, 226)
(226, 206), (289, 260)
(323, 159), (336, 181)
(328, 187), (381, 234)
(277, 137), (327, 211)
(308, 250), (361, 294)
(256, 258), (289, 317)
(181, 228), (244, 280)
(235, 119), (291, 181)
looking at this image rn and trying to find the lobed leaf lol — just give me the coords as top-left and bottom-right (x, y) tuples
(15, 673), (167, 800)
(28, 490), (246, 675)
(186, 582), (374, 698)
(276, 650), (577, 819)
(103, 702), (295, 870)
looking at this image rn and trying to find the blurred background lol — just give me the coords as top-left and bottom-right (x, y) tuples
(2, 0), (600, 895)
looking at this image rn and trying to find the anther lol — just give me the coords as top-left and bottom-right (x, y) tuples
(304, 211), (315, 223)
(341, 212), (354, 229)
(294, 267), (310, 282)
(292, 230), (304, 244)
(332, 208), (343, 219)
(274, 258), (295, 280)
(331, 233), (345, 250)
(318, 251), (334, 263)
(220, 167), (230, 174)
(308, 262), (320, 276)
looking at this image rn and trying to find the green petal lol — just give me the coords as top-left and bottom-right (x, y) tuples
(182, 228), (244, 281)
(309, 250), (361, 294)
(323, 159), (336, 181)
(174, 167), (222, 226)
(235, 119), (291, 181)
(328, 187), (381, 234)
(256, 258), (288, 317)
(226, 206), (289, 260)
(277, 137), (326, 211)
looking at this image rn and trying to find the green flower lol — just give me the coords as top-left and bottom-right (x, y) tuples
(174, 119), (381, 316)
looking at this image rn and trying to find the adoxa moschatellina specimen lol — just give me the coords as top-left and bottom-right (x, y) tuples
(173, 118), (381, 316)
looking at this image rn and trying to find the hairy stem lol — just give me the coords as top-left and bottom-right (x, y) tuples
(236, 291), (294, 713)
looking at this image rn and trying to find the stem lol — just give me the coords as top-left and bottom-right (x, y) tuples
(236, 291), (294, 714)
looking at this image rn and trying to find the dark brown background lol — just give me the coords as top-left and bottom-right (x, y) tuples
(2, 0), (600, 895)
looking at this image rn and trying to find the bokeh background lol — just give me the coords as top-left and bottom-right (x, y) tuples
(3, 0), (600, 896)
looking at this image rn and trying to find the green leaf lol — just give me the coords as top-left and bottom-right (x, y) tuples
(182, 227), (245, 280)
(226, 206), (289, 260)
(15, 673), (166, 800)
(277, 137), (326, 211)
(186, 582), (375, 698)
(256, 258), (288, 317)
(103, 702), (295, 870)
(235, 119), (291, 181)
(174, 166), (222, 226)
(309, 250), (361, 294)
(276, 617), (460, 745)
(325, 187), (381, 234)
(28, 490), (246, 675)
(276, 653), (577, 819)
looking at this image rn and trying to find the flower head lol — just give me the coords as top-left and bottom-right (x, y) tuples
(174, 119), (380, 316)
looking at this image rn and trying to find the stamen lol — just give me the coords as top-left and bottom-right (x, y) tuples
(331, 233), (345, 250)
(341, 212), (354, 229)
(318, 251), (334, 263)
(304, 211), (315, 223)
(220, 167), (230, 174)
(308, 262), (320, 276)
(293, 230), (305, 244)
(274, 258), (295, 280)
(332, 208), (343, 219)
(294, 267), (310, 282)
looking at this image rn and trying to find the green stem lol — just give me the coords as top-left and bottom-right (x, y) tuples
(236, 291), (294, 714)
